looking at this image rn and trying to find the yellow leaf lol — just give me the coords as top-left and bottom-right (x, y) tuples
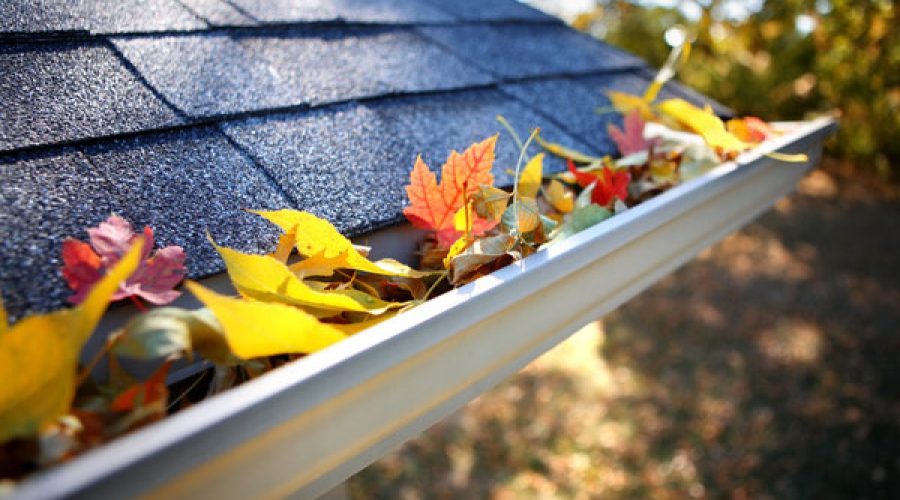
(657, 99), (748, 153)
(607, 91), (656, 121)
(534, 134), (603, 164)
(517, 153), (544, 199)
(543, 179), (574, 213)
(186, 282), (347, 359)
(0, 241), (143, 442)
(211, 240), (402, 316)
(250, 209), (422, 278)
(269, 231), (296, 263)
(442, 236), (469, 269)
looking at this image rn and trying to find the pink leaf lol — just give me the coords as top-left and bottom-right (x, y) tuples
(608, 110), (657, 156)
(64, 215), (186, 306)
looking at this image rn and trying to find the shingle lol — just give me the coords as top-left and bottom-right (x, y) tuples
(221, 104), (413, 234)
(422, 0), (555, 22)
(417, 24), (644, 79)
(229, 0), (453, 24)
(235, 29), (494, 106)
(81, 127), (291, 277)
(113, 34), (286, 118)
(177, 0), (257, 26)
(369, 89), (596, 187)
(0, 43), (184, 152)
(222, 91), (596, 235)
(0, 129), (290, 318)
(116, 29), (494, 118)
(0, 0), (205, 34)
(0, 149), (116, 319)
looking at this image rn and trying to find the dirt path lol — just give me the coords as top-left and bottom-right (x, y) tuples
(351, 160), (900, 499)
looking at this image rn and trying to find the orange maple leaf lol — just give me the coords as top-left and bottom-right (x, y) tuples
(403, 135), (499, 247)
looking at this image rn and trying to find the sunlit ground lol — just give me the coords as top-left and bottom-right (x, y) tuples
(350, 160), (900, 499)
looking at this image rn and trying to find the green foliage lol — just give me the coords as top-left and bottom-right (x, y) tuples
(570, 0), (900, 180)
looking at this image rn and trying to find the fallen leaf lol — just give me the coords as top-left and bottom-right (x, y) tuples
(186, 282), (348, 359)
(251, 209), (427, 278)
(517, 153), (544, 198)
(111, 359), (172, 413)
(502, 198), (542, 234)
(543, 180), (575, 214)
(0, 241), (143, 443)
(403, 136), (499, 248)
(548, 205), (613, 245)
(211, 239), (402, 316)
(608, 110), (658, 156)
(567, 160), (630, 207)
(447, 234), (518, 285)
(63, 215), (185, 305)
(113, 307), (233, 365)
(726, 116), (773, 143)
(657, 98), (748, 153)
(471, 185), (511, 221)
(607, 91), (656, 121)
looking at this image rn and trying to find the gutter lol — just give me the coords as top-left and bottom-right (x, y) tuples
(11, 117), (836, 500)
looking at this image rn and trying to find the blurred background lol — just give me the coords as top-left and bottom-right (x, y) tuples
(351, 1), (900, 497)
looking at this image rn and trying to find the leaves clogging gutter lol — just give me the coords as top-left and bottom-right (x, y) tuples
(0, 61), (805, 485)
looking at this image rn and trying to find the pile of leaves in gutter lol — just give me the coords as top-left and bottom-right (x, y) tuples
(0, 73), (803, 483)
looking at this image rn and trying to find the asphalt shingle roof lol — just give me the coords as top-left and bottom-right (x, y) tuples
(0, 0), (728, 319)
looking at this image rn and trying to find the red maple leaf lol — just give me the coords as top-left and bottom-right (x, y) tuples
(567, 160), (630, 207)
(608, 110), (658, 156)
(403, 136), (500, 247)
(62, 215), (186, 305)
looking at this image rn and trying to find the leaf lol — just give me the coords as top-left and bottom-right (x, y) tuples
(186, 282), (348, 359)
(657, 98), (748, 153)
(0, 241), (144, 442)
(403, 136), (499, 247)
(726, 116), (773, 143)
(567, 161), (630, 207)
(110, 359), (172, 413)
(543, 180), (574, 214)
(211, 239), (402, 316)
(502, 198), (541, 234)
(471, 185), (511, 221)
(535, 133), (603, 164)
(251, 209), (426, 278)
(606, 91), (656, 121)
(447, 234), (518, 285)
(548, 205), (613, 245)
(113, 307), (233, 365)
(608, 111), (657, 156)
(64, 215), (185, 305)
(517, 153), (544, 198)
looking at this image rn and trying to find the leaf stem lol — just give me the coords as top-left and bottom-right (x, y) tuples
(423, 271), (448, 302)
(75, 331), (123, 388)
(129, 295), (147, 312)
(496, 115), (525, 152)
(512, 128), (541, 238)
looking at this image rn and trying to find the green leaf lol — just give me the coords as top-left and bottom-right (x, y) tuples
(548, 205), (613, 246)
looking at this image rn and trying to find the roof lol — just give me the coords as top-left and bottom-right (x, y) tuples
(0, 0), (727, 320)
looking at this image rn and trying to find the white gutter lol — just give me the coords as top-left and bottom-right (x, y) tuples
(11, 118), (836, 500)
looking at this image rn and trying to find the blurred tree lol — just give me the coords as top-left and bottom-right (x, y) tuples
(566, 0), (899, 179)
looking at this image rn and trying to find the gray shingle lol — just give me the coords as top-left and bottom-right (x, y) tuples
(229, 0), (453, 24)
(0, 43), (184, 152)
(0, 0), (205, 34)
(0, 129), (290, 318)
(0, 149), (116, 319)
(422, 0), (555, 22)
(177, 0), (257, 26)
(221, 104), (412, 234)
(222, 90), (596, 236)
(369, 89), (596, 187)
(417, 24), (644, 79)
(235, 29), (494, 106)
(116, 29), (494, 118)
(81, 127), (291, 276)
(113, 34), (287, 118)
